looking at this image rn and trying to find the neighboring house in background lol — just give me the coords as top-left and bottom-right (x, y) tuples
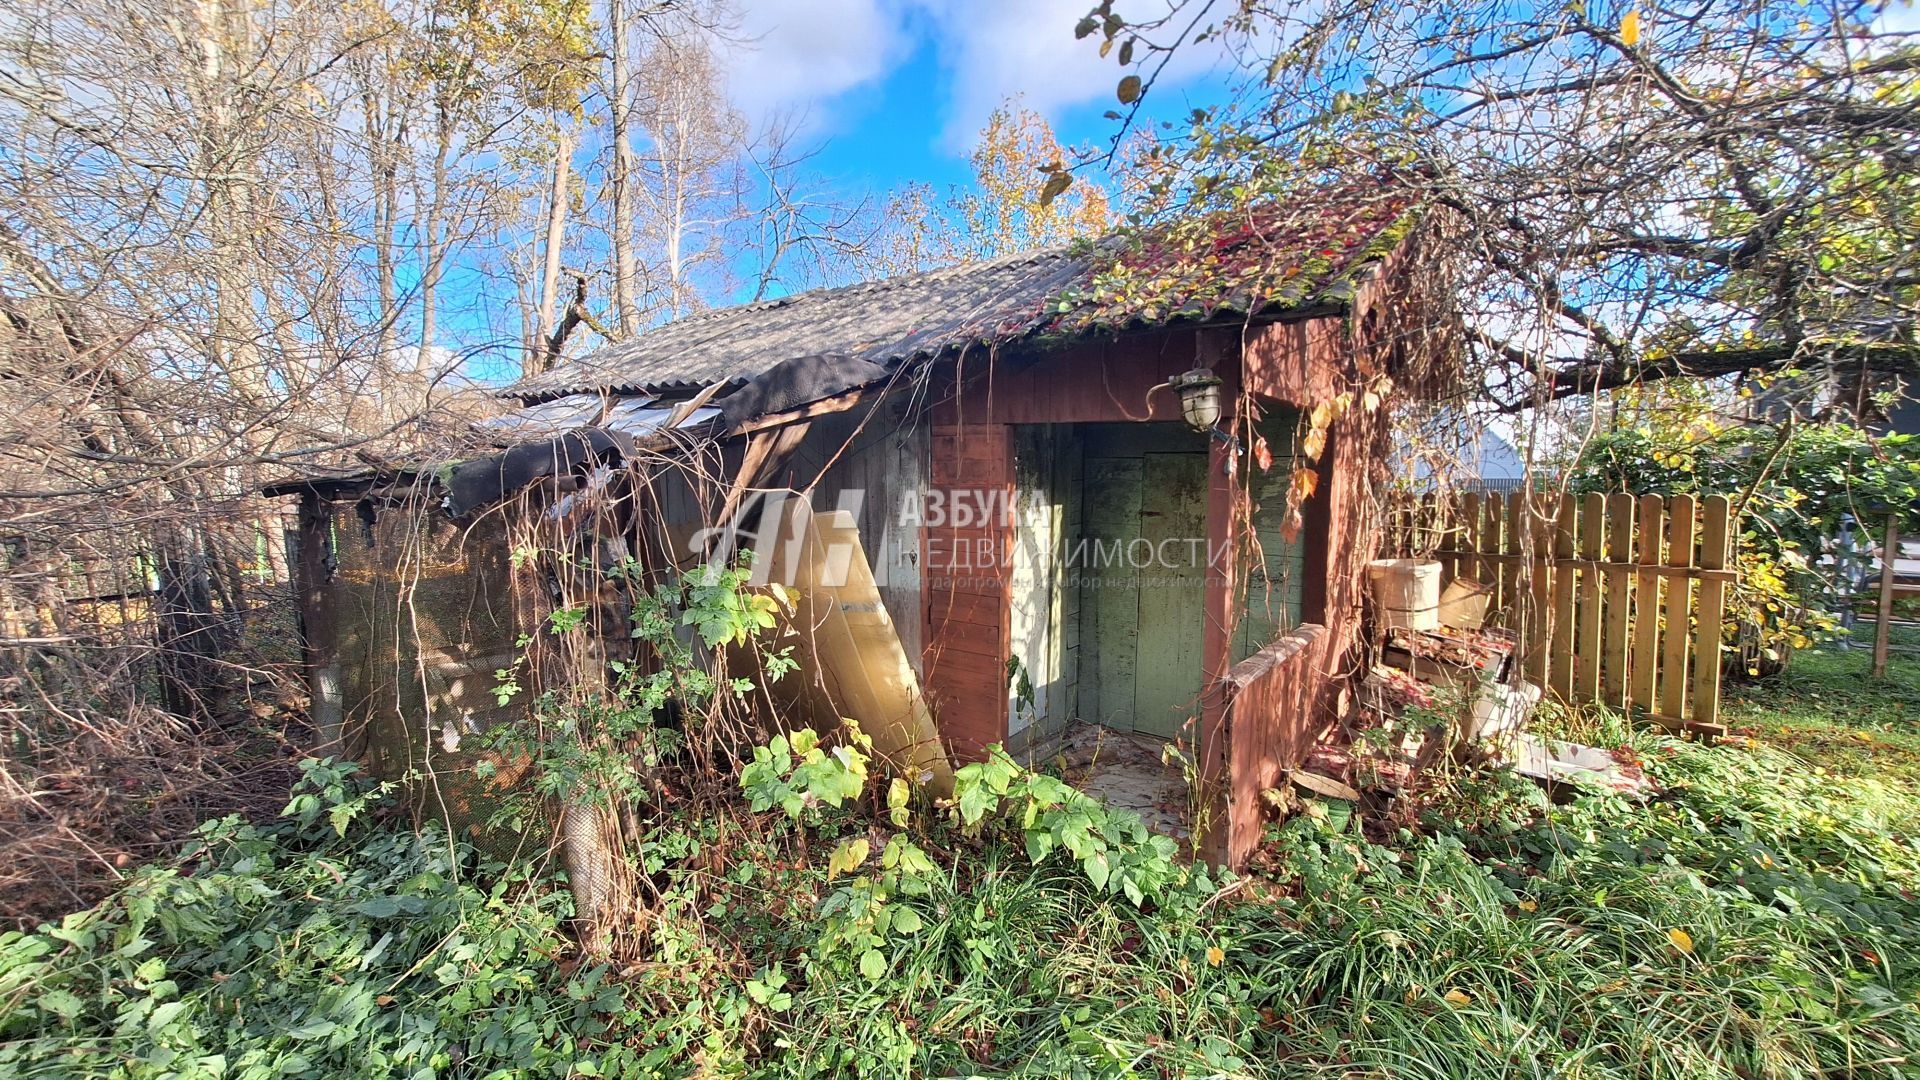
(1400, 413), (1529, 494)
(266, 185), (1456, 871)
(1458, 428), (1529, 492)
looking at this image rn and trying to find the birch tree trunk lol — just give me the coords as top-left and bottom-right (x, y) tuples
(419, 102), (454, 358)
(609, 0), (641, 336)
(533, 127), (575, 373)
(363, 88), (400, 369)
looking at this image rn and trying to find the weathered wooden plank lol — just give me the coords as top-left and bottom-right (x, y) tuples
(1659, 494), (1697, 724)
(1056, 433), (1083, 713)
(1549, 494), (1577, 702)
(1008, 426), (1062, 741)
(1444, 495), (1464, 585)
(1630, 495), (1664, 713)
(1523, 493), (1552, 686)
(1385, 489), (1733, 729)
(929, 618), (1008, 656)
(1483, 492), (1507, 617)
(1574, 493), (1605, 703)
(1692, 495), (1731, 727)
(1412, 551), (1733, 580)
(1084, 457), (1142, 731)
(1134, 452), (1209, 739)
(1601, 493), (1635, 710)
(925, 645), (1006, 683)
(1461, 492), (1483, 595)
(1500, 492), (1523, 644)
(924, 588), (1003, 628)
(1237, 434), (1306, 660)
(781, 504), (955, 792)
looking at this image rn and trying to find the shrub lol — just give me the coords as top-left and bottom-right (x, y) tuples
(0, 760), (627, 1079)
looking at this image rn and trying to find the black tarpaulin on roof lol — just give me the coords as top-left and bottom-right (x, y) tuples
(717, 353), (893, 431)
(443, 429), (631, 518)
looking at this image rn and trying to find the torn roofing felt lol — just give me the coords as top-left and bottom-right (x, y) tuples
(442, 429), (631, 519)
(714, 354), (892, 431)
(476, 396), (723, 441)
(258, 406), (720, 503)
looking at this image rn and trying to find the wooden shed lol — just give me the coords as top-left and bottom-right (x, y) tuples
(271, 184), (1454, 869)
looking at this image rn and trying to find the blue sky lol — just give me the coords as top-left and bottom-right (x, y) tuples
(712, 0), (1237, 199)
(455, 3), (1230, 384)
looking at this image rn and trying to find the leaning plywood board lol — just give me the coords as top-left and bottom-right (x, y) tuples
(757, 498), (954, 796)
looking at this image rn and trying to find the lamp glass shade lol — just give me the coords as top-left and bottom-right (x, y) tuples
(1178, 381), (1222, 431)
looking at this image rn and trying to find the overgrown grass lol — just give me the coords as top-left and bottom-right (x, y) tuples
(1235, 738), (1920, 1077)
(6, 677), (1920, 1078)
(1726, 643), (1920, 798)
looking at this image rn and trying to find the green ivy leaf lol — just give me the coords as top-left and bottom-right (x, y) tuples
(1085, 851), (1112, 892)
(37, 989), (83, 1021)
(826, 838), (870, 880)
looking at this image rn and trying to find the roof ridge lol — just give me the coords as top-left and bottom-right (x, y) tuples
(725, 242), (1079, 309)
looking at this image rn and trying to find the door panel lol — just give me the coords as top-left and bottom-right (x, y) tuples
(1081, 457), (1141, 731)
(1132, 453), (1208, 738)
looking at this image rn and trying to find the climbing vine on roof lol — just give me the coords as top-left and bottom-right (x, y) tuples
(1051, 183), (1422, 331)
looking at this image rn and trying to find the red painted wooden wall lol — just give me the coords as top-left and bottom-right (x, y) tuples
(917, 309), (1400, 871)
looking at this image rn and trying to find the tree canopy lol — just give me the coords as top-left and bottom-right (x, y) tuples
(1083, 0), (1919, 414)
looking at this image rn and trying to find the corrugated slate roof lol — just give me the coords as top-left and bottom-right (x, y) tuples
(508, 245), (1092, 402)
(506, 185), (1419, 406)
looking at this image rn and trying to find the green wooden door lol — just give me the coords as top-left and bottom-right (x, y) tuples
(1133, 453), (1209, 737)
(1080, 451), (1208, 738)
(1083, 458), (1141, 731)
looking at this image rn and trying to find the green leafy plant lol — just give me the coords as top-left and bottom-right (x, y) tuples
(740, 724), (869, 822)
(683, 560), (786, 648)
(485, 555), (794, 820)
(15, 691), (1920, 1080)
(0, 761), (636, 1079)
(949, 747), (1200, 909)
(739, 720), (940, 983)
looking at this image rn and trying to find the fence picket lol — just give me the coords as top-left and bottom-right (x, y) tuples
(1460, 492), (1482, 597)
(1396, 490), (1729, 734)
(1658, 494), (1697, 726)
(1602, 493), (1635, 710)
(1505, 490), (1536, 676)
(1576, 493), (1605, 702)
(1692, 496), (1730, 730)
(1484, 494), (1507, 617)
(1549, 495), (1577, 702)
(1630, 495), (1665, 714)
(1536, 495), (1558, 685)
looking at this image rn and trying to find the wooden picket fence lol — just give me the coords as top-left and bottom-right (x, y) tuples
(1393, 491), (1734, 734)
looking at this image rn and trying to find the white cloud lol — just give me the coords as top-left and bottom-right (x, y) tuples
(713, 0), (913, 130)
(911, 0), (1227, 148)
(714, 0), (1236, 149)
(1875, 0), (1920, 35)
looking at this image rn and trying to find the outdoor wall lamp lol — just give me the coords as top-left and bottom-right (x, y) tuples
(1169, 367), (1224, 433)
